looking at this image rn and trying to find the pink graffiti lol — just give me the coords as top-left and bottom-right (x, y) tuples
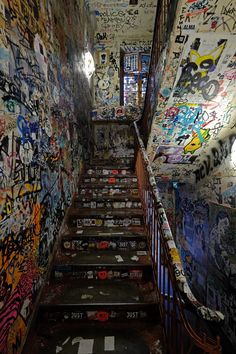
(224, 69), (236, 80)
(0, 118), (6, 137)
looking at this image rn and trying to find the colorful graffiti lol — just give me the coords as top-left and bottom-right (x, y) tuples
(176, 188), (236, 348)
(0, 0), (93, 352)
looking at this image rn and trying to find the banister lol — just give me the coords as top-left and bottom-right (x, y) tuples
(133, 121), (224, 353)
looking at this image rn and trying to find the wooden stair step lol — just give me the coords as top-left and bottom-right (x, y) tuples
(53, 249), (151, 267)
(61, 231), (147, 252)
(73, 200), (142, 209)
(23, 321), (165, 354)
(74, 194), (141, 202)
(40, 280), (158, 307)
(62, 226), (146, 238)
(83, 176), (137, 182)
(67, 208), (143, 217)
(79, 183), (138, 189)
(89, 159), (133, 168)
(77, 188), (139, 198)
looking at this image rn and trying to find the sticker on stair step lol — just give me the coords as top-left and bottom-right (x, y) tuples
(81, 294), (93, 300)
(72, 337), (83, 346)
(131, 256), (139, 261)
(104, 336), (115, 351)
(115, 255), (124, 262)
(137, 251), (147, 255)
(76, 230), (84, 234)
(62, 337), (71, 346)
(78, 339), (94, 354)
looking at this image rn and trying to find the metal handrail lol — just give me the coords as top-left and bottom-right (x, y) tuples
(134, 121), (224, 354)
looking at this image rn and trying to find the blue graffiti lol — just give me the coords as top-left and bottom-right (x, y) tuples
(163, 105), (208, 143)
(17, 115), (38, 144)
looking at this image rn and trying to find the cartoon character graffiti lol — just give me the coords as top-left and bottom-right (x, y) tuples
(184, 128), (210, 154)
(209, 210), (233, 277)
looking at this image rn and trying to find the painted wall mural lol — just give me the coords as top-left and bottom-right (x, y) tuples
(147, 0), (236, 184)
(0, 1), (94, 353)
(88, 0), (156, 108)
(93, 122), (134, 161)
(144, 0), (236, 349)
(176, 187), (236, 347)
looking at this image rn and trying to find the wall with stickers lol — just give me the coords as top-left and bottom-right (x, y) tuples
(145, 0), (236, 348)
(0, 0), (94, 353)
(88, 0), (156, 108)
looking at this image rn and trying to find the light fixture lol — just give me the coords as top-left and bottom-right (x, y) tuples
(231, 138), (236, 165)
(83, 51), (95, 79)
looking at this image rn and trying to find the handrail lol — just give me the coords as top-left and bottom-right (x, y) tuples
(133, 121), (224, 354)
(139, 0), (177, 144)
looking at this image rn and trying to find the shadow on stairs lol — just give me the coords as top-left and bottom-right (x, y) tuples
(23, 163), (165, 354)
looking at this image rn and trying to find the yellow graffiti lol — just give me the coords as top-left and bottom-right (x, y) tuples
(32, 202), (41, 241)
(7, 315), (26, 354)
(189, 42), (225, 76)
(169, 248), (181, 263)
(184, 129), (210, 154)
(18, 181), (42, 197)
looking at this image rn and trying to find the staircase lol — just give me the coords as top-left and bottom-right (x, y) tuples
(23, 163), (164, 354)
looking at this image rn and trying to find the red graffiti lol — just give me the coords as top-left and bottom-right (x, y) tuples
(98, 271), (108, 280)
(96, 311), (109, 322)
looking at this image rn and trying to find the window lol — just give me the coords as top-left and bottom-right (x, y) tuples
(120, 50), (150, 107)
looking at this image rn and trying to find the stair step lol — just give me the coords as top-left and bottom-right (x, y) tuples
(77, 188), (139, 198)
(74, 194), (141, 202)
(54, 250), (151, 265)
(73, 200), (142, 209)
(79, 182), (138, 189)
(40, 280), (157, 305)
(63, 227), (146, 238)
(67, 209), (143, 228)
(52, 250), (152, 280)
(23, 322), (165, 354)
(61, 229), (147, 252)
(83, 176), (137, 183)
(89, 159), (133, 168)
(39, 281), (158, 322)
(84, 167), (134, 175)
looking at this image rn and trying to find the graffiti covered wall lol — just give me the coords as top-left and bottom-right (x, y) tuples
(147, 0), (236, 184)
(0, 1), (94, 353)
(145, 0), (236, 348)
(176, 183), (236, 347)
(88, 0), (156, 107)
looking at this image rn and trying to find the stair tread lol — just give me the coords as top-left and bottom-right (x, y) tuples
(74, 194), (141, 201)
(40, 280), (157, 306)
(62, 227), (146, 238)
(23, 322), (165, 354)
(68, 208), (143, 216)
(78, 185), (138, 189)
(54, 250), (151, 266)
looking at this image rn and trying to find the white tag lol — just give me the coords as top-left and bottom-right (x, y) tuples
(76, 230), (84, 234)
(72, 337), (83, 345)
(137, 251), (147, 255)
(104, 336), (115, 351)
(62, 337), (71, 346)
(78, 339), (94, 354)
(115, 255), (124, 263)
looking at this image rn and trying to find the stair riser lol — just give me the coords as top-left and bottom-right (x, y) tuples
(73, 201), (142, 209)
(83, 177), (137, 183)
(78, 187), (139, 192)
(84, 169), (133, 176)
(38, 306), (158, 323)
(68, 217), (143, 228)
(52, 267), (152, 281)
(61, 238), (147, 251)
